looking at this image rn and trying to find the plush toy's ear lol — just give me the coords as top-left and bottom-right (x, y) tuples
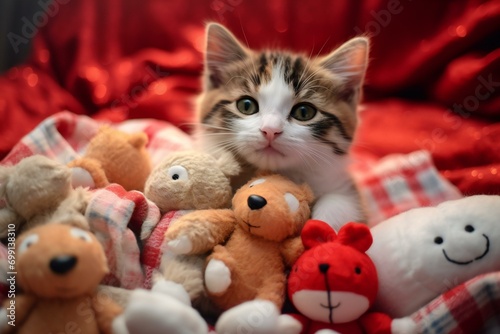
(216, 152), (241, 177)
(300, 183), (315, 204)
(0, 165), (12, 190)
(0, 165), (22, 237)
(128, 132), (148, 149)
(0, 165), (12, 202)
(336, 222), (372, 253)
(301, 219), (337, 249)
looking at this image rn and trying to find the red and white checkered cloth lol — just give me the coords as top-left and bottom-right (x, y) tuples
(350, 150), (463, 226)
(0, 111), (498, 333)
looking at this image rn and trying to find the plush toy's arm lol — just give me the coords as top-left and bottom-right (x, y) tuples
(0, 295), (37, 332)
(165, 209), (236, 255)
(49, 187), (91, 230)
(287, 313), (309, 333)
(280, 237), (305, 267)
(68, 158), (109, 188)
(390, 317), (418, 334)
(0, 208), (22, 238)
(92, 293), (123, 334)
(359, 312), (393, 334)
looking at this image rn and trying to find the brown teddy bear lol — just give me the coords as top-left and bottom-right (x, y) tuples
(0, 155), (90, 238)
(68, 126), (151, 191)
(165, 174), (314, 333)
(0, 224), (122, 334)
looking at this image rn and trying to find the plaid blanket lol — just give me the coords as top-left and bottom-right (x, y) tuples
(0, 112), (497, 333)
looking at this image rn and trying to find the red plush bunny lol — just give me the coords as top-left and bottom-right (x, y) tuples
(287, 220), (415, 334)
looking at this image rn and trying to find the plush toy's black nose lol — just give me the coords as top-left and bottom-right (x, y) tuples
(50, 255), (78, 275)
(319, 263), (330, 273)
(247, 195), (267, 210)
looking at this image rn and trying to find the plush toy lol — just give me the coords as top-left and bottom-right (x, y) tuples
(68, 126), (151, 191)
(166, 174), (314, 333)
(143, 150), (240, 312)
(144, 150), (239, 213)
(112, 278), (209, 334)
(109, 150), (241, 333)
(287, 219), (416, 334)
(0, 155), (90, 238)
(0, 224), (122, 334)
(368, 195), (500, 318)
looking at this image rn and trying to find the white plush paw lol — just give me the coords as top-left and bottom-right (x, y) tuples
(315, 330), (341, 334)
(216, 300), (300, 334)
(112, 314), (129, 334)
(391, 317), (418, 334)
(205, 259), (231, 294)
(151, 279), (191, 306)
(116, 289), (208, 334)
(277, 314), (302, 334)
(167, 235), (193, 254)
(70, 167), (95, 189)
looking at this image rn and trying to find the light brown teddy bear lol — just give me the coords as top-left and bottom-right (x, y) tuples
(69, 126), (151, 191)
(142, 150), (240, 317)
(0, 155), (90, 238)
(166, 174), (314, 332)
(0, 224), (122, 334)
(144, 150), (239, 213)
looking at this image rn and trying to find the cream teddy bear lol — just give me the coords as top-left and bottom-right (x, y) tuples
(0, 155), (90, 238)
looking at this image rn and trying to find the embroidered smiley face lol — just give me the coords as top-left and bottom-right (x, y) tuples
(433, 224), (490, 265)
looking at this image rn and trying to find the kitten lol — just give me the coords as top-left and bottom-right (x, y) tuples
(195, 23), (369, 231)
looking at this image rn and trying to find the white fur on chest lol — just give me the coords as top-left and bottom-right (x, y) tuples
(280, 155), (364, 231)
(279, 155), (354, 197)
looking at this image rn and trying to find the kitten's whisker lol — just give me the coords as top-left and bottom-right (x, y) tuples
(224, 75), (253, 88)
(197, 123), (233, 131)
(315, 37), (330, 59)
(297, 44), (318, 89)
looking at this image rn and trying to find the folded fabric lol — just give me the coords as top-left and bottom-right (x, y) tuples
(0, 112), (497, 333)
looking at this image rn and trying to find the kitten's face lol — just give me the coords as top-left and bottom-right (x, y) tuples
(197, 23), (369, 171)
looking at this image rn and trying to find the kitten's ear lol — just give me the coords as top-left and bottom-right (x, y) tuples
(205, 23), (249, 89)
(319, 37), (369, 97)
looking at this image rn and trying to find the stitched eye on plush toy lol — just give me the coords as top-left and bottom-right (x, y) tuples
(465, 225), (475, 233)
(70, 228), (92, 243)
(355, 267), (362, 275)
(168, 165), (188, 181)
(249, 178), (266, 187)
(18, 234), (39, 254)
(434, 236), (444, 244)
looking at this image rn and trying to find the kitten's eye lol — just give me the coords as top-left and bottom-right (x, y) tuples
(290, 103), (317, 121)
(236, 97), (259, 115)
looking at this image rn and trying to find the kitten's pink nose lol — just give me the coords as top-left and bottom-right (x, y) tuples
(260, 127), (282, 142)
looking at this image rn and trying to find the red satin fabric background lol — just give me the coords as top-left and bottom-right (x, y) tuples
(0, 0), (499, 195)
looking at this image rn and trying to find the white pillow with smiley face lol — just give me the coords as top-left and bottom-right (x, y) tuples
(367, 195), (500, 317)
